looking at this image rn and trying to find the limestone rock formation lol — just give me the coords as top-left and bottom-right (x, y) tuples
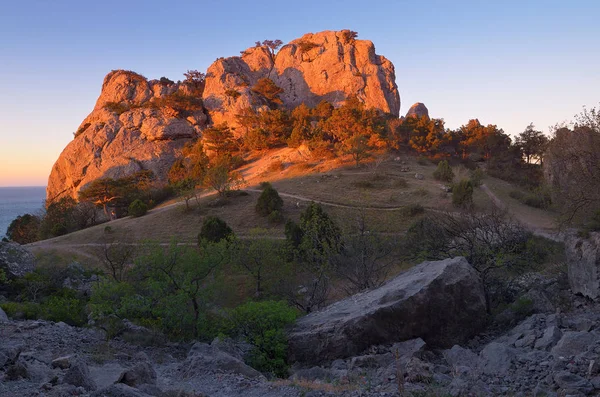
(287, 257), (487, 364)
(203, 30), (400, 129)
(566, 233), (600, 299)
(46, 70), (207, 202)
(406, 102), (429, 118)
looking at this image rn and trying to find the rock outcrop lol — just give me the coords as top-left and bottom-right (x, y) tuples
(288, 257), (487, 364)
(203, 30), (400, 129)
(566, 233), (600, 299)
(406, 102), (429, 118)
(46, 70), (207, 202)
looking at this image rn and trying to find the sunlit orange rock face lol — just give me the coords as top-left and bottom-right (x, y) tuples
(46, 71), (206, 202)
(203, 30), (400, 129)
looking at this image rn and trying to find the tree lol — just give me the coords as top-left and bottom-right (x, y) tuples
(285, 203), (342, 313)
(198, 216), (233, 243)
(433, 160), (454, 182)
(254, 39), (283, 77)
(255, 183), (283, 216)
(515, 123), (548, 164)
(6, 214), (41, 244)
(168, 140), (209, 210)
(232, 229), (286, 298)
(204, 155), (243, 196)
(332, 212), (393, 295)
(183, 70), (206, 95)
(128, 199), (148, 217)
(452, 179), (474, 208)
(343, 133), (372, 167)
(97, 239), (137, 282)
(251, 78), (284, 108)
(79, 178), (124, 218)
(202, 123), (238, 156)
(40, 197), (77, 238)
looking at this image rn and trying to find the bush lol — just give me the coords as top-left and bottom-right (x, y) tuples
(402, 203), (425, 217)
(224, 301), (298, 377)
(198, 216), (233, 243)
(128, 199), (148, 217)
(255, 183), (284, 216)
(452, 179), (474, 208)
(433, 160), (454, 182)
(471, 168), (485, 187)
(42, 295), (87, 326)
(0, 301), (40, 320)
(268, 210), (284, 224)
(51, 223), (68, 237)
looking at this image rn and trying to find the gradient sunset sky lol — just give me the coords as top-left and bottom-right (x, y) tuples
(0, 0), (598, 186)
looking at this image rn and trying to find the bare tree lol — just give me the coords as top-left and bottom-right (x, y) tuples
(97, 238), (137, 282)
(333, 212), (393, 294)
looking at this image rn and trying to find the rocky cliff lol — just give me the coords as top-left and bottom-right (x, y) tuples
(46, 70), (207, 202)
(47, 30), (400, 202)
(203, 30), (400, 129)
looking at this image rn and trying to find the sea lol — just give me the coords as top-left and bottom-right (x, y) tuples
(0, 187), (47, 239)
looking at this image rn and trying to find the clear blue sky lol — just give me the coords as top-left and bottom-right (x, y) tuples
(1, 0), (598, 186)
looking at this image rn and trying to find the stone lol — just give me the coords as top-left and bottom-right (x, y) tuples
(203, 30), (400, 129)
(116, 362), (157, 387)
(414, 173), (424, 180)
(51, 355), (74, 369)
(0, 306), (8, 323)
(553, 370), (593, 395)
(478, 342), (515, 376)
(291, 366), (333, 381)
(62, 360), (97, 391)
(349, 353), (394, 370)
(406, 103), (429, 119)
(288, 257), (487, 364)
(566, 233), (600, 299)
(443, 345), (478, 371)
(91, 383), (153, 397)
(390, 338), (426, 364)
(179, 342), (263, 379)
(0, 242), (35, 278)
(551, 331), (598, 358)
(535, 326), (562, 351)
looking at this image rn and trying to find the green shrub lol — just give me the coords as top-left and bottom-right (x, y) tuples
(224, 301), (298, 377)
(51, 223), (68, 237)
(452, 179), (474, 208)
(198, 216), (233, 243)
(41, 295), (87, 326)
(256, 184), (284, 216)
(433, 160), (454, 182)
(284, 220), (303, 248)
(268, 210), (284, 224)
(402, 203), (425, 217)
(0, 301), (40, 320)
(128, 199), (148, 217)
(471, 168), (484, 187)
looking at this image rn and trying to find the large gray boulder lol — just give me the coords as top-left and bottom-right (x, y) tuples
(0, 241), (35, 278)
(179, 342), (264, 379)
(288, 257), (487, 364)
(566, 233), (600, 299)
(0, 307), (8, 323)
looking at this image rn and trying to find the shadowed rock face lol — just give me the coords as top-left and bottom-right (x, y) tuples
(203, 30), (400, 128)
(46, 70), (207, 202)
(287, 257), (487, 364)
(566, 232), (600, 299)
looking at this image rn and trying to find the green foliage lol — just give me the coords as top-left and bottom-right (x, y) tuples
(6, 214), (41, 244)
(255, 183), (283, 216)
(42, 294), (87, 326)
(433, 160), (454, 182)
(204, 155), (243, 196)
(0, 301), (40, 320)
(199, 216), (233, 243)
(452, 179), (473, 208)
(224, 300), (298, 377)
(40, 197), (77, 238)
(284, 220), (303, 248)
(128, 199), (148, 217)
(470, 168), (485, 187)
(509, 187), (552, 209)
(51, 223), (68, 237)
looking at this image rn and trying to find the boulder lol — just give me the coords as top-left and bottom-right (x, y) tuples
(288, 257), (487, 364)
(478, 342), (515, 376)
(443, 345), (478, 372)
(0, 241), (35, 278)
(62, 360), (97, 391)
(566, 233), (600, 299)
(116, 362), (157, 388)
(551, 331), (598, 358)
(534, 326), (562, 351)
(179, 342), (263, 379)
(203, 30), (400, 129)
(553, 370), (594, 395)
(406, 102), (429, 119)
(51, 355), (74, 369)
